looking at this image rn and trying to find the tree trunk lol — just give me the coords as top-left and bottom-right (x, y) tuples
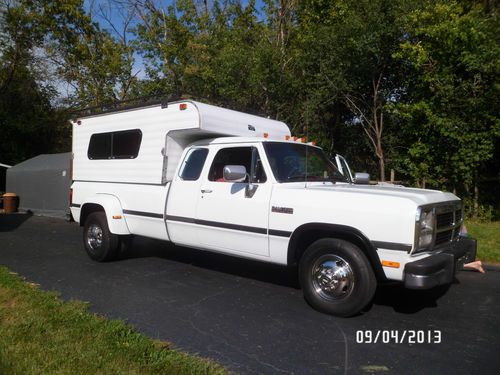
(473, 170), (479, 218)
(376, 137), (385, 182)
(372, 74), (385, 182)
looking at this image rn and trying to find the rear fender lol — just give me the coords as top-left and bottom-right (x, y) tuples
(80, 194), (130, 235)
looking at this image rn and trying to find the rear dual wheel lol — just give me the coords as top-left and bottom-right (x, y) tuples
(299, 238), (376, 317)
(83, 212), (120, 262)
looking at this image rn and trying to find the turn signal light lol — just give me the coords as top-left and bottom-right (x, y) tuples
(381, 260), (400, 268)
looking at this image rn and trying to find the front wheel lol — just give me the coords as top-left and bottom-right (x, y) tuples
(299, 238), (376, 317)
(83, 212), (119, 262)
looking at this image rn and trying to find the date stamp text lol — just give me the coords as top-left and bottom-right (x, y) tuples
(356, 330), (441, 344)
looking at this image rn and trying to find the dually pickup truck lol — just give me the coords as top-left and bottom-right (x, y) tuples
(70, 100), (477, 316)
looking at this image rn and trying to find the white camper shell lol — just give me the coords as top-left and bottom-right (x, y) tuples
(72, 100), (291, 185)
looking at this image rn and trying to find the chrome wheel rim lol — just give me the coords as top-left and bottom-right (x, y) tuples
(87, 224), (103, 250)
(311, 254), (354, 300)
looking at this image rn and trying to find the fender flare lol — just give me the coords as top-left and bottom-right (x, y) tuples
(287, 222), (386, 281)
(80, 194), (130, 235)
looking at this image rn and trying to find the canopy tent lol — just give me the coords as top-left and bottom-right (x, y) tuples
(6, 153), (71, 218)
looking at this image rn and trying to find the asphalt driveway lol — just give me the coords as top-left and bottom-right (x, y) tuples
(1, 214), (499, 374)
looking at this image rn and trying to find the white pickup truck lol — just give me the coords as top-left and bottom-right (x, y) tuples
(70, 100), (476, 316)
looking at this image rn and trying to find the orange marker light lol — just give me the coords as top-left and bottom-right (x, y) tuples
(301, 137), (307, 143)
(381, 260), (400, 268)
(263, 132), (269, 138)
(179, 103), (188, 110)
(293, 136), (298, 141)
(112, 215), (122, 219)
(285, 135), (291, 140)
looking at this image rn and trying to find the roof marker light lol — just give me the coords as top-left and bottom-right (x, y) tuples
(285, 135), (291, 140)
(263, 132), (269, 138)
(179, 103), (188, 110)
(293, 136), (298, 141)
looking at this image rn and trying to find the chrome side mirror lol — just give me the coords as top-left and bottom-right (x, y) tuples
(223, 165), (247, 182)
(354, 172), (370, 185)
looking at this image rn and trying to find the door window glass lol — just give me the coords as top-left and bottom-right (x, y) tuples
(179, 148), (209, 181)
(208, 147), (266, 183)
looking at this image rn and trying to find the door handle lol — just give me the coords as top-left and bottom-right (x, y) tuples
(201, 189), (213, 193)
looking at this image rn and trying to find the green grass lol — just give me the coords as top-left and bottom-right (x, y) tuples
(465, 221), (500, 264)
(0, 266), (227, 375)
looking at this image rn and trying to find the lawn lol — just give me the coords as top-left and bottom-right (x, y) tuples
(0, 266), (226, 375)
(465, 221), (500, 264)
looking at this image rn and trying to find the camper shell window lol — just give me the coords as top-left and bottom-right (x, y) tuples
(88, 129), (142, 160)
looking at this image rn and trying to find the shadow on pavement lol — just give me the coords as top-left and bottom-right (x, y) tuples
(0, 212), (33, 232)
(372, 282), (451, 314)
(117, 235), (454, 313)
(119, 235), (301, 289)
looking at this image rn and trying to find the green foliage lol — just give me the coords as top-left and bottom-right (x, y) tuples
(463, 198), (494, 223)
(0, 1), (69, 164)
(393, 1), (500, 193)
(0, 0), (135, 164)
(26, 0), (136, 106)
(0, 0), (498, 215)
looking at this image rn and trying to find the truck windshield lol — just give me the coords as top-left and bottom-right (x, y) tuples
(263, 142), (348, 183)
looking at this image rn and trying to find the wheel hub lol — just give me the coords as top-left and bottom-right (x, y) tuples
(87, 224), (103, 250)
(312, 255), (354, 300)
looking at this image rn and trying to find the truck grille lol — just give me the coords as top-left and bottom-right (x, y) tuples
(436, 212), (453, 228)
(434, 204), (463, 247)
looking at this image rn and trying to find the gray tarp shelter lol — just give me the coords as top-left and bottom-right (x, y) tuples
(0, 162), (11, 192)
(6, 153), (71, 218)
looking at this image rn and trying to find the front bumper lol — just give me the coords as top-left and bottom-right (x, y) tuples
(404, 237), (477, 289)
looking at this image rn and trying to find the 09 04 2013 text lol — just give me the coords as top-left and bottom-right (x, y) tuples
(356, 330), (441, 344)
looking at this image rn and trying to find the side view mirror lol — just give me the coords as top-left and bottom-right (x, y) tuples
(354, 172), (370, 185)
(223, 165), (247, 182)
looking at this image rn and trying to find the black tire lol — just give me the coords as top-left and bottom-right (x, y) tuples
(83, 212), (120, 262)
(299, 238), (376, 317)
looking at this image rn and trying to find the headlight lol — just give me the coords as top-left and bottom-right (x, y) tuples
(415, 208), (435, 251)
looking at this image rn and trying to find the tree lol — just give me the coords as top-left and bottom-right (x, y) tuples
(26, 0), (137, 107)
(294, 0), (411, 180)
(393, 0), (500, 211)
(0, 0), (68, 164)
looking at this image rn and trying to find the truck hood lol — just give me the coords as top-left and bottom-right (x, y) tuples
(282, 183), (460, 206)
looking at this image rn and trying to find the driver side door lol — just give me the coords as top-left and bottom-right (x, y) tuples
(195, 145), (272, 257)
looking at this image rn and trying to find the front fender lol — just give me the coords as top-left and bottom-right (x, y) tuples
(287, 222), (386, 281)
(81, 194), (130, 235)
